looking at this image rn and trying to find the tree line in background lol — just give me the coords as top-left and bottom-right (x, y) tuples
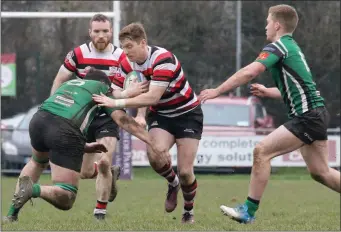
(1, 1), (340, 127)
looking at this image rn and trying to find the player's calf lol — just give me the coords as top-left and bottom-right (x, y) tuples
(93, 157), (111, 220)
(180, 176), (197, 224)
(48, 184), (78, 210)
(302, 141), (341, 193)
(153, 161), (180, 213)
(12, 177), (78, 211)
(309, 168), (341, 193)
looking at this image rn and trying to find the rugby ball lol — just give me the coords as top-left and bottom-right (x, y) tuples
(123, 71), (146, 90)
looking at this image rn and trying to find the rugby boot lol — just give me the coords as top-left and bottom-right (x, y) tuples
(108, 165), (121, 202)
(220, 204), (255, 224)
(165, 183), (180, 212)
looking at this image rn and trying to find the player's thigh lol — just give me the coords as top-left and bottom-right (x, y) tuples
(29, 110), (50, 155)
(49, 161), (80, 187)
(87, 115), (120, 152)
(96, 136), (117, 160)
(146, 111), (175, 158)
(283, 106), (330, 144)
(300, 140), (329, 174)
(255, 125), (304, 160)
(48, 127), (84, 186)
(147, 128), (175, 162)
(176, 138), (199, 172)
(84, 117), (118, 165)
(80, 152), (102, 176)
(174, 106), (203, 170)
(46, 117), (86, 178)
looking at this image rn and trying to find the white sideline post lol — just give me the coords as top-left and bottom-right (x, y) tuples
(113, 1), (121, 47)
(0, 12), (116, 18)
(1, 0), (121, 46)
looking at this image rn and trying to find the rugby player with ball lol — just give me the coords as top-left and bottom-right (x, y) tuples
(93, 22), (203, 224)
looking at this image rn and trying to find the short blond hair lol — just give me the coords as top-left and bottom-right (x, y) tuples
(269, 4), (299, 33)
(119, 22), (147, 43)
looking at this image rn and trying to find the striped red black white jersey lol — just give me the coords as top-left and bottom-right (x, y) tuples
(112, 46), (200, 117)
(63, 42), (125, 83)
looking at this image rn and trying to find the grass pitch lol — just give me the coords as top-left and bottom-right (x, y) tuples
(1, 167), (340, 231)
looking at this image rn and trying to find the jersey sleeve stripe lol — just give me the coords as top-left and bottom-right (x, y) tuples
(111, 77), (124, 88)
(262, 44), (283, 57)
(152, 56), (175, 69)
(63, 61), (77, 72)
(142, 68), (153, 77)
(277, 40), (289, 55)
(273, 42), (286, 55)
(153, 51), (173, 64)
(120, 58), (133, 74)
(63, 49), (77, 72)
(150, 80), (169, 87)
(118, 52), (126, 64)
(153, 70), (174, 79)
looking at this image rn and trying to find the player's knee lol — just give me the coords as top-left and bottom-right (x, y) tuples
(253, 143), (264, 156)
(310, 170), (328, 184)
(148, 157), (159, 170)
(80, 167), (95, 179)
(148, 143), (167, 156)
(97, 158), (110, 174)
(253, 143), (268, 164)
(58, 191), (76, 211)
(310, 172), (324, 183)
(178, 169), (194, 183)
(54, 188), (77, 210)
(146, 148), (158, 167)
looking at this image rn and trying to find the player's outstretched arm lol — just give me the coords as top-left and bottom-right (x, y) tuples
(199, 62), (266, 102)
(110, 110), (167, 158)
(93, 85), (166, 108)
(50, 65), (73, 95)
(250, 83), (282, 99)
(111, 110), (152, 144)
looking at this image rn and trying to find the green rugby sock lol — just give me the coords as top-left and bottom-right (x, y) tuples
(245, 198), (259, 216)
(7, 184), (41, 216)
(32, 154), (49, 164)
(32, 184), (41, 198)
(7, 203), (20, 217)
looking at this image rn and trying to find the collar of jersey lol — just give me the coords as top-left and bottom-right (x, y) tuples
(280, 33), (293, 38)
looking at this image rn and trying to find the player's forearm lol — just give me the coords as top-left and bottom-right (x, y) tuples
(112, 88), (146, 100)
(123, 92), (158, 108)
(112, 89), (128, 99)
(266, 87), (282, 99)
(115, 113), (152, 145)
(137, 107), (147, 117)
(216, 68), (257, 95)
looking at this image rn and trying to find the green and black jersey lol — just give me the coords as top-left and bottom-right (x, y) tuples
(40, 79), (115, 135)
(255, 35), (324, 118)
